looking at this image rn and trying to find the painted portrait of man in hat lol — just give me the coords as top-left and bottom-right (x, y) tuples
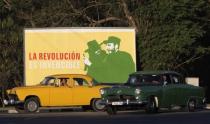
(102, 36), (135, 83)
(84, 36), (135, 83)
(84, 40), (107, 82)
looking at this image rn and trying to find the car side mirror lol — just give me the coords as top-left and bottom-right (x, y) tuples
(67, 84), (73, 88)
(88, 83), (93, 88)
(55, 84), (59, 87)
(65, 85), (71, 88)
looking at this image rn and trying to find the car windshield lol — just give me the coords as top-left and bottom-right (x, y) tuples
(40, 77), (56, 86)
(126, 74), (162, 86)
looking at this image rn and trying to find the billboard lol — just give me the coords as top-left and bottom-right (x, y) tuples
(24, 28), (136, 85)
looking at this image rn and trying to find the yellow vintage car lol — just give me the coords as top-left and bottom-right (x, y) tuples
(5, 74), (108, 113)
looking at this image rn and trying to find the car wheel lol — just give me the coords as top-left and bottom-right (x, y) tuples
(106, 105), (117, 115)
(187, 99), (196, 112)
(91, 98), (106, 112)
(145, 97), (158, 113)
(24, 97), (39, 113)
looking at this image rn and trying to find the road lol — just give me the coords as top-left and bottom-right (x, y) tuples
(0, 109), (210, 124)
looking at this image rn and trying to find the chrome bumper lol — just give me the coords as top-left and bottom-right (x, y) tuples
(101, 99), (147, 106)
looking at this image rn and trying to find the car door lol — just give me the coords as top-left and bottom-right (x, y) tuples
(175, 76), (194, 106)
(171, 74), (186, 106)
(49, 78), (73, 106)
(38, 77), (54, 106)
(71, 76), (96, 105)
(160, 74), (177, 107)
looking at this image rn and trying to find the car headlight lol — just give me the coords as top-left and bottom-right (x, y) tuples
(3, 100), (8, 105)
(100, 89), (105, 95)
(10, 99), (15, 104)
(135, 88), (141, 94)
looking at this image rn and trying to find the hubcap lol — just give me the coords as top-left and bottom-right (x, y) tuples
(189, 101), (195, 109)
(27, 101), (38, 112)
(95, 99), (105, 110)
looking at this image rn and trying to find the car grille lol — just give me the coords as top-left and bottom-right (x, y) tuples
(107, 95), (135, 101)
(8, 94), (19, 101)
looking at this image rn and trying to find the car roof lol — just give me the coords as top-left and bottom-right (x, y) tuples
(132, 71), (181, 75)
(45, 74), (92, 78)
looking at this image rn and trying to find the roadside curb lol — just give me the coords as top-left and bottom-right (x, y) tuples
(0, 105), (210, 113)
(0, 107), (83, 113)
(0, 107), (13, 113)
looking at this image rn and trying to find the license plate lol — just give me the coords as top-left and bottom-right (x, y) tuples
(111, 102), (123, 105)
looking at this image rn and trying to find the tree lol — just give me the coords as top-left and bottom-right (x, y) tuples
(135, 0), (210, 72)
(0, 0), (24, 88)
(0, 0), (210, 89)
(0, 0), (137, 87)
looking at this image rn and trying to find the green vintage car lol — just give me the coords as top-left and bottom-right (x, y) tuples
(100, 71), (206, 115)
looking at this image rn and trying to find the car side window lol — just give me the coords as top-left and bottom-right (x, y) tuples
(73, 78), (88, 86)
(59, 78), (69, 86)
(171, 74), (181, 84)
(41, 77), (56, 86)
(47, 78), (56, 86)
(162, 75), (171, 85)
(129, 76), (137, 85)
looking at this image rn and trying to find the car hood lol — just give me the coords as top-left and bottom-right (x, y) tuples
(7, 85), (48, 94)
(104, 85), (162, 96)
(104, 85), (136, 96)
